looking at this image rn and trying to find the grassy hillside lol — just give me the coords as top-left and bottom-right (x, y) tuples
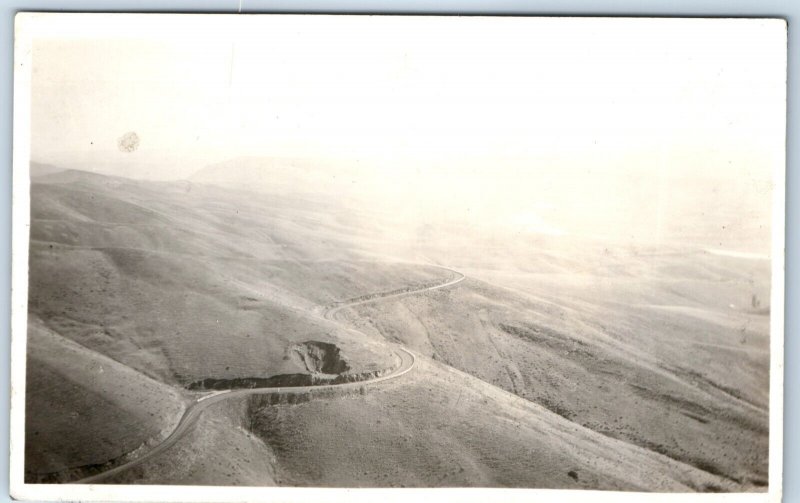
(103, 396), (278, 486)
(25, 166), (771, 490)
(25, 316), (186, 482)
(27, 169), (449, 480)
(28, 171), (457, 387)
(339, 245), (770, 489)
(109, 357), (736, 491)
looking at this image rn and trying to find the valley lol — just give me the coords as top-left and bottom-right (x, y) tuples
(24, 164), (771, 491)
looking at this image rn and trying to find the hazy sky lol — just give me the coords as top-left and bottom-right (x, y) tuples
(27, 15), (786, 251)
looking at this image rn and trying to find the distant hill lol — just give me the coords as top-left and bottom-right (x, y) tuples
(189, 156), (369, 197)
(29, 161), (65, 179)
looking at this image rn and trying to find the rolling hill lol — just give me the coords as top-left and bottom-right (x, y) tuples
(24, 164), (771, 490)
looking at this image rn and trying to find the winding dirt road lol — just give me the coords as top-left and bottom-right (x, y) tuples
(75, 265), (465, 484)
(323, 267), (465, 321)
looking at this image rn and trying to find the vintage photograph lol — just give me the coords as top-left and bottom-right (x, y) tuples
(11, 13), (786, 501)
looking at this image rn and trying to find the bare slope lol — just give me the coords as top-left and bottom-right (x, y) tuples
(28, 241), (397, 385)
(28, 171), (456, 387)
(27, 169), (449, 480)
(26, 166), (771, 490)
(89, 395), (279, 487)
(25, 316), (185, 482)
(340, 246), (770, 490)
(112, 357), (735, 491)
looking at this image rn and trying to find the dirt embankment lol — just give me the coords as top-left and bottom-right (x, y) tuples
(293, 341), (350, 375)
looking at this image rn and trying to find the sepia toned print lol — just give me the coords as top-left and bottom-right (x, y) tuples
(11, 13), (786, 503)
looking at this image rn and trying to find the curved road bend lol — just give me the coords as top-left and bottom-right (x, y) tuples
(323, 266), (465, 321)
(76, 266), (464, 484)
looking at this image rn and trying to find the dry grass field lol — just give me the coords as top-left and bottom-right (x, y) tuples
(24, 165), (771, 490)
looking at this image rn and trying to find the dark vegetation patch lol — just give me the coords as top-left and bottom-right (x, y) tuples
(636, 439), (672, 457)
(499, 323), (592, 358)
(686, 457), (738, 482)
(237, 296), (263, 310)
(681, 411), (710, 424)
(657, 364), (768, 434)
(660, 363), (762, 408)
(633, 440), (741, 488)
(627, 383), (713, 419)
(187, 340), (391, 391)
(700, 483), (724, 493)
(188, 367), (394, 391)
(188, 373), (314, 391)
(537, 396), (575, 421)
